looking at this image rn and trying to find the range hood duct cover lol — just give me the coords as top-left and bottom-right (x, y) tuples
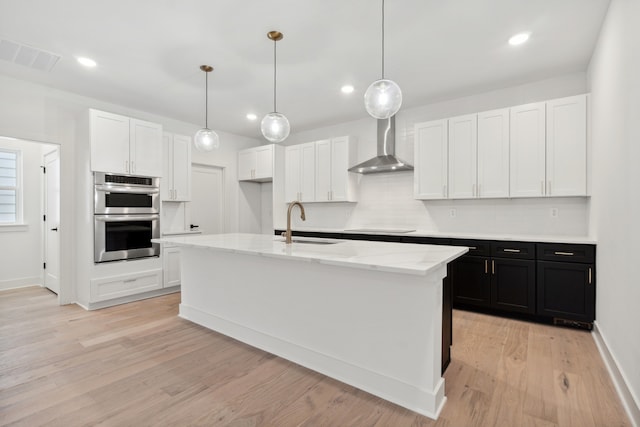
(348, 116), (413, 174)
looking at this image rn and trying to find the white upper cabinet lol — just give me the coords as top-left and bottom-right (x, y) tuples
(284, 142), (316, 202)
(90, 109), (162, 177)
(90, 110), (130, 174)
(162, 132), (191, 201)
(510, 102), (546, 198)
(477, 108), (510, 198)
(130, 119), (163, 177)
(315, 136), (357, 202)
(448, 114), (477, 199)
(238, 145), (274, 182)
(414, 119), (448, 200)
(546, 94), (587, 196)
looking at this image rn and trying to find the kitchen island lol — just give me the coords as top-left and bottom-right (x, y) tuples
(153, 233), (467, 419)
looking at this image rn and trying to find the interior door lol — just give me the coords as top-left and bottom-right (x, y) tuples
(189, 164), (224, 234)
(44, 149), (60, 294)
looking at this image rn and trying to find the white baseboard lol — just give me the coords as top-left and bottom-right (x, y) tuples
(0, 276), (42, 291)
(592, 321), (640, 427)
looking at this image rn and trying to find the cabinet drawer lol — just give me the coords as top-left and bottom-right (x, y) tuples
(491, 241), (535, 259)
(536, 243), (595, 263)
(449, 239), (490, 256)
(90, 269), (162, 302)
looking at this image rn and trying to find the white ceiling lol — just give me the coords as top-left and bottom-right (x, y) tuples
(0, 0), (610, 140)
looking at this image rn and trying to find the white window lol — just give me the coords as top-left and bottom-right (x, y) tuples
(0, 149), (21, 224)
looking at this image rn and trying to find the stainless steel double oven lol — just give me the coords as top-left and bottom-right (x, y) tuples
(94, 172), (160, 263)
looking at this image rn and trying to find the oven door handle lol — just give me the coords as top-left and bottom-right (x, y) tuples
(94, 185), (160, 194)
(95, 215), (159, 222)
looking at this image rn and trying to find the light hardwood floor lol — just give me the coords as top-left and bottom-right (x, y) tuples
(0, 287), (630, 426)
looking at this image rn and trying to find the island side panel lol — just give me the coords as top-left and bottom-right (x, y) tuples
(179, 246), (448, 419)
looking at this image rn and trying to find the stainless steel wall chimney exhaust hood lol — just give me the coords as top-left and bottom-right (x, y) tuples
(348, 116), (413, 174)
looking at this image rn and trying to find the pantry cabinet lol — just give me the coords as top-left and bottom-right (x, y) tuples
(162, 132), (191, 201)
(238, 145), (274, 182)
(90, 109), (163, 177)
(284, 142), (316, 202)
(315, 136), (357, 202)
(414, 119), (448, 199)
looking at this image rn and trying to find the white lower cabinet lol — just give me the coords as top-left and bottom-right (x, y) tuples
(163, 245), (181, 288)
(90, 269), (162, 303)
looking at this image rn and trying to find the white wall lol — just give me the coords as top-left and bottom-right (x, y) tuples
(0, 74), (261, 305)
(588, 0), (640, 422)
(276, 72), (591, 237)
(0, 139), (49, 290)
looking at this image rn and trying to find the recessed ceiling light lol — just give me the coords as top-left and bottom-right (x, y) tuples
(508, 32), (530, 46)
(246, 113), (257, 121)
(77, 56), (97, 67)
(341, 85), (354, 94)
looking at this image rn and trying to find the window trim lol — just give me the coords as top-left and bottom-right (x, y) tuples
(0, 148), (23, 225)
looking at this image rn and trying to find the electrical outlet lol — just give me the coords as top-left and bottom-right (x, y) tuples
(449, 208), (457, 218)
(550, 208), (558, 218)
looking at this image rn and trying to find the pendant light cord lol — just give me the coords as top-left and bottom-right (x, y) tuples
(273, 39), (277, 112)
(381, 0), (385, 79)
(204, 71), (209, 128)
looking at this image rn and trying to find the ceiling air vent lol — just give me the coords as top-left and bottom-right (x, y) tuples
(0, 39), (61, 72)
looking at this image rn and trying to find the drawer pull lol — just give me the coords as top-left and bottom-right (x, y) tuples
(468, 246), (477, 250)
(503, 248), (521, 253)
(123, 278), (137, 283)
(554, 251), (575, 256)
(492, 260), (495, 275)
(485, 259), (488, 274)
(588, 267), (592, 284)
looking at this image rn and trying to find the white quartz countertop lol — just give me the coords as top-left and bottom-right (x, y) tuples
(275, 227), (597, 245)
(153, 233), (468, 276)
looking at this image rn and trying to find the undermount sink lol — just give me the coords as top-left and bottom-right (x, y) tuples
(276, 238), (340, 245)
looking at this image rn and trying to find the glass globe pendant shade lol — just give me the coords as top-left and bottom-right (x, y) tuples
(261, 112), (290, 143)
(364, 78), (403, 119)
(194, 128), (220, 152)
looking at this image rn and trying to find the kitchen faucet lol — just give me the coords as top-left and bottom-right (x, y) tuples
(285, 201), (306, 244)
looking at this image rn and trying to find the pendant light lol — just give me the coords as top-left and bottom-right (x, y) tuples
(364, 0), (402, 119)
(261, 31), (290, 143)
(194, 65), (220, 151)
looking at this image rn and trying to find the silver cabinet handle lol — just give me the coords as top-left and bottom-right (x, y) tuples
(472, 183), (476, 197)
(548, 181), (552, 195)
(503, 248), (521, 253)
(123, 278), (136, 283)
(541, 181), (544, 195)
(588, 267), (592, 284)
(492, 260), (495, 275)
(468, 246), (477, 250)
(484, 259), (488, 274)
(554, 251), (574, 256)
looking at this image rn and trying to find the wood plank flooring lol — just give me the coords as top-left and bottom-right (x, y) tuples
(0, 286), (631, 426)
